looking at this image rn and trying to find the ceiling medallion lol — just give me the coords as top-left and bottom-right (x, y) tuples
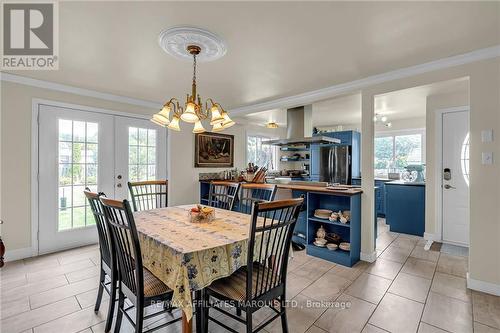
(151, 27), (233, 133)
(158, 26), (227, 62)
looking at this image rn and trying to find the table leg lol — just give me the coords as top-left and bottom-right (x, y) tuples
(195, 290), (203, 333)
(182, 311), (192, 333)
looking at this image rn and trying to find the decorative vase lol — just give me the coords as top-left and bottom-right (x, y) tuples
(316, 225), (326, 239)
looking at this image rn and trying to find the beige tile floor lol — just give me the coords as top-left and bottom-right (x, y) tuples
(1, 220), (499, 333)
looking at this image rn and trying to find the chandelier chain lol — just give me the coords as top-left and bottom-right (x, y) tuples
(193, 53), (197, 85)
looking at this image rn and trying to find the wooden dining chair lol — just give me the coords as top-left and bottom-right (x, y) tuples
(84, 189), (116, 333)
(127, 180), (168, 212)
(207, 181), (241, 211)
(238, 183), (277, 214)
(100, 197), (181, 333)
(202, 197), (304, 333)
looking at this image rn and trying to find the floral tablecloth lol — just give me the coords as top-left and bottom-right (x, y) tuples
(134, 205), (265, 320)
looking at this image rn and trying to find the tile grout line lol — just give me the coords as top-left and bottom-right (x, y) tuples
(415, 249), (440, 333)
(363, 235), (417, 332)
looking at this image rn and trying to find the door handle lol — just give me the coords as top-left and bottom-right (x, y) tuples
(117, 183), (122, 188)
(443, 184), (456, 189)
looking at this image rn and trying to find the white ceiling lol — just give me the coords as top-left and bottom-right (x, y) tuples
(241, 78), (469, 127)
(5, 2), (498, 111)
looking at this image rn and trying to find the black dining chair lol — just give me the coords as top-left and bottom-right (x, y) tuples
(84, 189), (116, 333)
(207, 181), (241, 211)
(100, 197), (181, 333)
(238, 183), (277, 214)
(128, 180), (168, 212)
(202, 197), (304, 333)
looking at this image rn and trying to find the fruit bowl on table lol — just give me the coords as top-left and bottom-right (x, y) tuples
(189, 205), (215, 223)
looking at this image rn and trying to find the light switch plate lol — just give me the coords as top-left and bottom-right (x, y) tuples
(481, 130), (493, 143)
(482, 152), (493, 165)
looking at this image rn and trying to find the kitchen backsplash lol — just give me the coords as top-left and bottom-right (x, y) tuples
(198, 170), (281, 180)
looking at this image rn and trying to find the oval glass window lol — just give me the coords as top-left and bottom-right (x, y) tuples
(461, 133), (470, 186)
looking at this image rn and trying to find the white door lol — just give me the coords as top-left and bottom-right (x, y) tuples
(38, 104), (166, 254)
(114, 117), (167, 199)
(442, 110), (470, 246)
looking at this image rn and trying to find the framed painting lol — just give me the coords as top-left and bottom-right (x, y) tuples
(195, 132), (234, 167)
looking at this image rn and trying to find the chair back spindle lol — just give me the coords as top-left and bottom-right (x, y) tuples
(100, 198), (143, 301)
(239, 183), (277, 214)
(207, 181), (240, 211)
(84, 189), (111, 267)
(128, 180), (168, 212)
(247, 198), (303, 301)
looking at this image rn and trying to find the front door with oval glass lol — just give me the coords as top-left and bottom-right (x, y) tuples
(38, 104), (166, 254)
(442, 110), (470, 246)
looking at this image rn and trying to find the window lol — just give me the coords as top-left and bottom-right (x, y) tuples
(128, 127), (157, 182)
(461, 133), (470, 186)
(58, 119), (98, 230)
(247, 135), (278, 170)
(374, 131), (425, 177)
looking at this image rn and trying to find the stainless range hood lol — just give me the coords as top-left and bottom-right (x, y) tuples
(262, 105), (340, 146)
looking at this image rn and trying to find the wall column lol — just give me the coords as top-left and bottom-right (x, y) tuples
(360, 90), (376, 261)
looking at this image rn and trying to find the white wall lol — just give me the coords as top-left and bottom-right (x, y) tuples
(168, 123), (285, 206)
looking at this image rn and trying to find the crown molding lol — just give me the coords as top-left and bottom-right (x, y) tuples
(1, 45), (499, 114)
(229, 45), (500, 115)
(0, 72), (162, 109)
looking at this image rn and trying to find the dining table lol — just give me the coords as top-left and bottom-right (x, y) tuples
(134, 204), (264, 333)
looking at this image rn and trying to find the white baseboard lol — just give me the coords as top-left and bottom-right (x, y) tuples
(467, 273), (500, 296)
(360, 251), (377, 263)
(4, 247), (34, 262)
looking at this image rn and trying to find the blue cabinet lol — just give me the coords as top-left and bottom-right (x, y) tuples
(310, 145), (320, 181)
(385, 182), (425, 236)
(351, 178), (388, 217)
(306, 192), (361, 267)
(318, 130), (352, 145)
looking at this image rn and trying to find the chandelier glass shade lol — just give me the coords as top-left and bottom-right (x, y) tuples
(151, 44), (234, 133)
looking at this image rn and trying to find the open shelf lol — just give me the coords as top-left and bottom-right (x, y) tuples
(280, 147), (310, 152)
(306, 191), (361, 267)
(308, 216), (351, 228)
(280, 158), (310, 162)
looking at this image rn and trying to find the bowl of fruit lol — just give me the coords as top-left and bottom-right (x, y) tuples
(189, 205), (215, 223)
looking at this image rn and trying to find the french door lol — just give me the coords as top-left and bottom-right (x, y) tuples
(38, 104), (166, 254)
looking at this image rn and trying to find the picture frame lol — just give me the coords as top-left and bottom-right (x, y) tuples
(194, 132), (234, 168)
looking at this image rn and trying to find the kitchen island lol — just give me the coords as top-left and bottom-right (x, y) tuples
(385, 181), (425, 236)
(199, 180), (362, 267)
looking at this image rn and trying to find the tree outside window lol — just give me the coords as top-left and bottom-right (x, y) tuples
(247, 135), (278, 170)
(375, 132), (424, 177)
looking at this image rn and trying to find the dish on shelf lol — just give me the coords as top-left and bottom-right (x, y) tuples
(325, 233), (341, 243)
(314, 238), (327, 246)
(314, 209), (332, 219)
(313, 241), (326, 247)
(339, 242), (351, 251)
(326, 243), (338, 251)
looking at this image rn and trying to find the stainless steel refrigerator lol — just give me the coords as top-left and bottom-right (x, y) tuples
(319, 145), (352, 184)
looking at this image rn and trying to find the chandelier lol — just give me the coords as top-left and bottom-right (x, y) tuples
(151, 45), (234, 133)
